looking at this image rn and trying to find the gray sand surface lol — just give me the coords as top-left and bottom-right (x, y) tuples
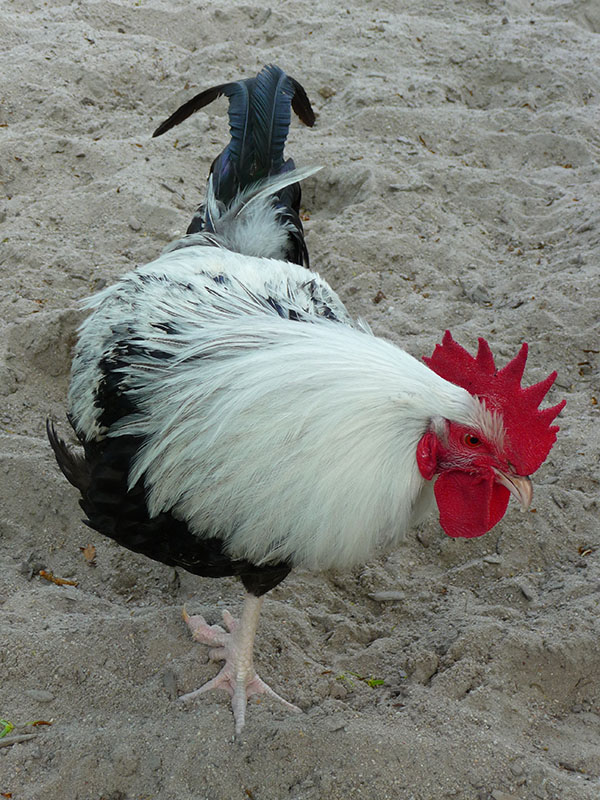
(1, 1), (599, 798)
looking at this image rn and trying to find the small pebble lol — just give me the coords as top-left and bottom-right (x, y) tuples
(324, 717), (346, 732)
(369, 591), (406, 602)
(162, 669), (178, 700)
(24, 689), (54, 703)
(516, 578), (537, 601)
(318, 85), (336, 99)
(416, 529), (431, 548)
(483, 554), (502, 564)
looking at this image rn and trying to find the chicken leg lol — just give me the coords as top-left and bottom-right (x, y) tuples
(179, 593), (301, 734)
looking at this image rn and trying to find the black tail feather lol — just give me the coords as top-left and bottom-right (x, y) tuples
(152, 81), (253, 140)
(152, 84), (231, 138)
(46, 418), (91, 494)
(289, 78), (315, 128)
(153, 64), (315, 265)
(153, 64), (315, 202)
(152, 67), (315, 142)
(251, 67), (300, 177)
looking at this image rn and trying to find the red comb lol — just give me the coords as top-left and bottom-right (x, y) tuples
(423, 331), (566, 475)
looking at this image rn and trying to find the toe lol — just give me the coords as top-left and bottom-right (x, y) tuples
(182, 607), (229, 646)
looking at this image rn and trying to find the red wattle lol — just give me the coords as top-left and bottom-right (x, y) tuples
(434, 470), (510, 538)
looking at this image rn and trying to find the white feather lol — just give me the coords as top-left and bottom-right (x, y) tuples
(70, 247), (354, 439)
(161, 166), (321, 261)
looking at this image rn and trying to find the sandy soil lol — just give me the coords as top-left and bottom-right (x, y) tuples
(1, 1), (599, 798)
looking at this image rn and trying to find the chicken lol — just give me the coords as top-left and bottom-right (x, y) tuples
(47, 64), (565, 735)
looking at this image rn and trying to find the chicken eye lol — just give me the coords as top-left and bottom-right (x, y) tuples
(464, 433), (481, 448)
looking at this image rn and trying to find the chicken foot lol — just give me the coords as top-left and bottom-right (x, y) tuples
(179, 593), (300, 734)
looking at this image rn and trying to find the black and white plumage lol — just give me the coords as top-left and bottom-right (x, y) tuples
(48, 65), (564, 734)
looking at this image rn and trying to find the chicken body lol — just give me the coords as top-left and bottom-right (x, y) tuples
(48, 65), (563, 734)
(68, 244), (477, 573)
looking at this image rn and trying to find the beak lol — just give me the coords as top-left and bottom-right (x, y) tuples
(493, 469), (533, 512)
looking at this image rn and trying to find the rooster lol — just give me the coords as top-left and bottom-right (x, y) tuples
(47, 64), (565, 735)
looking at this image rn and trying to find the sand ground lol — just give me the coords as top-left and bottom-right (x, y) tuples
(1, 1), (599, 798)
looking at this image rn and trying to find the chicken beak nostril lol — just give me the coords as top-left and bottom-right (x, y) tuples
(493, 470), (533, 512)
